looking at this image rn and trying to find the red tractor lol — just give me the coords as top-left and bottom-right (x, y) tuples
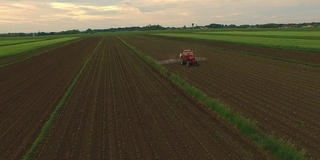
(179, 49), (198, 67)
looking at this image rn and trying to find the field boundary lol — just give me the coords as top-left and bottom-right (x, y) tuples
(0, 39), (45, 47)
(23, 39), (103, 160)
(118, 37), (306, 160)
(152, 33), (320, 53)
(0, 37), (79, 58)
(0, 38), (81, 68)
(221, 47), (320, 67)
(149, 34), (320, 67)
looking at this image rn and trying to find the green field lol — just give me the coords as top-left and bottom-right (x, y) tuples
(0, 39), (45, 46)
(198, 31), (320, 39)
(0, 37), (79, 59)
(153, 29), (320, 53)
(1, 28), (319, 59)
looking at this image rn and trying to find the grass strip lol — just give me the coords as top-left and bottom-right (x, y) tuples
(0, 39), (45, 47)
(153, 33), (320, 53)
(0, 38), (82, 68)
(118, 37), (306, 160)
(0, 37), (78, 59)
(23, 39), (102, 160)
(23, 57), (90, 160)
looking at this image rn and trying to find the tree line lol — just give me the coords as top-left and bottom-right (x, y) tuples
(1, 22), (319, 37)
(205, 22), (320, 29)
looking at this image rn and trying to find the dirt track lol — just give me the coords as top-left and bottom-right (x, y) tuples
(0, 37), (102, 159)
(30, 37), (269, 159)
(121, 35), (320, 159)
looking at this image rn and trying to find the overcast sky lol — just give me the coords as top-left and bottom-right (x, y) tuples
(1, 0), (319, 33)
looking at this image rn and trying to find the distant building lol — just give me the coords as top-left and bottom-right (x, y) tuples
(303, 24), (317, 28)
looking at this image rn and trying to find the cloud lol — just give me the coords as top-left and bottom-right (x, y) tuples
(0, 0), (320, 33)
(50, 2), (123, 12)
(121, 0), (183, 12)
(0, 2), (45, 24)
(137, 4), (175, 12)
(48, 2), (141, 20)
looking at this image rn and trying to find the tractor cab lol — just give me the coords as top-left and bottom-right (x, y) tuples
(183, 50), (193, 56)
(179, 49), (197, 67)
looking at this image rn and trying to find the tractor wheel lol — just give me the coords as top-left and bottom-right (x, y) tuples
(180, 59), (184, 65)
(186, 61), (190, 67)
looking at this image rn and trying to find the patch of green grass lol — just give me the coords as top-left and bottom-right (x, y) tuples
(0, 39), (45, 46)
(0, 37), (78, 58)
(259, 135), (305, 160)
(119, 37), (306, 160)
(198, 31), (320, 40)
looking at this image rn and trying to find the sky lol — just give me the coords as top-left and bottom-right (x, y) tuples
(1, 0), (320, 33)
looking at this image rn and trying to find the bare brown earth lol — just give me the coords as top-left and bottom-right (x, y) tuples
(32, 37), (270, 159)
(153, 35), (320, 65)
(0, 37), (102, 159)
(121, 35), (320, 159)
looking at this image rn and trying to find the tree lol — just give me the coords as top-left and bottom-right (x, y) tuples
(205, 23), (224, 28)
(86, 28), (93, 33)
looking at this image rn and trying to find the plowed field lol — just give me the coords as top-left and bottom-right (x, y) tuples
(0, 37), (102, 159)
(28, 37), (269, 159)
(121, 35), (320, 159)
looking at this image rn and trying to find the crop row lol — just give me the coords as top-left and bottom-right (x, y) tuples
(151, 34), (320, 66)
(28, 36), (267, 159)
(120, 35), (319, 159)
(0, 37), (101, 160)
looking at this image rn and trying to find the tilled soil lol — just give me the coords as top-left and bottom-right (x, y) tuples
(153, 35), (320, 65)
(121, 35), (320, 159)
(32, 37), (270, 159)
(0, 37), (102, 159)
